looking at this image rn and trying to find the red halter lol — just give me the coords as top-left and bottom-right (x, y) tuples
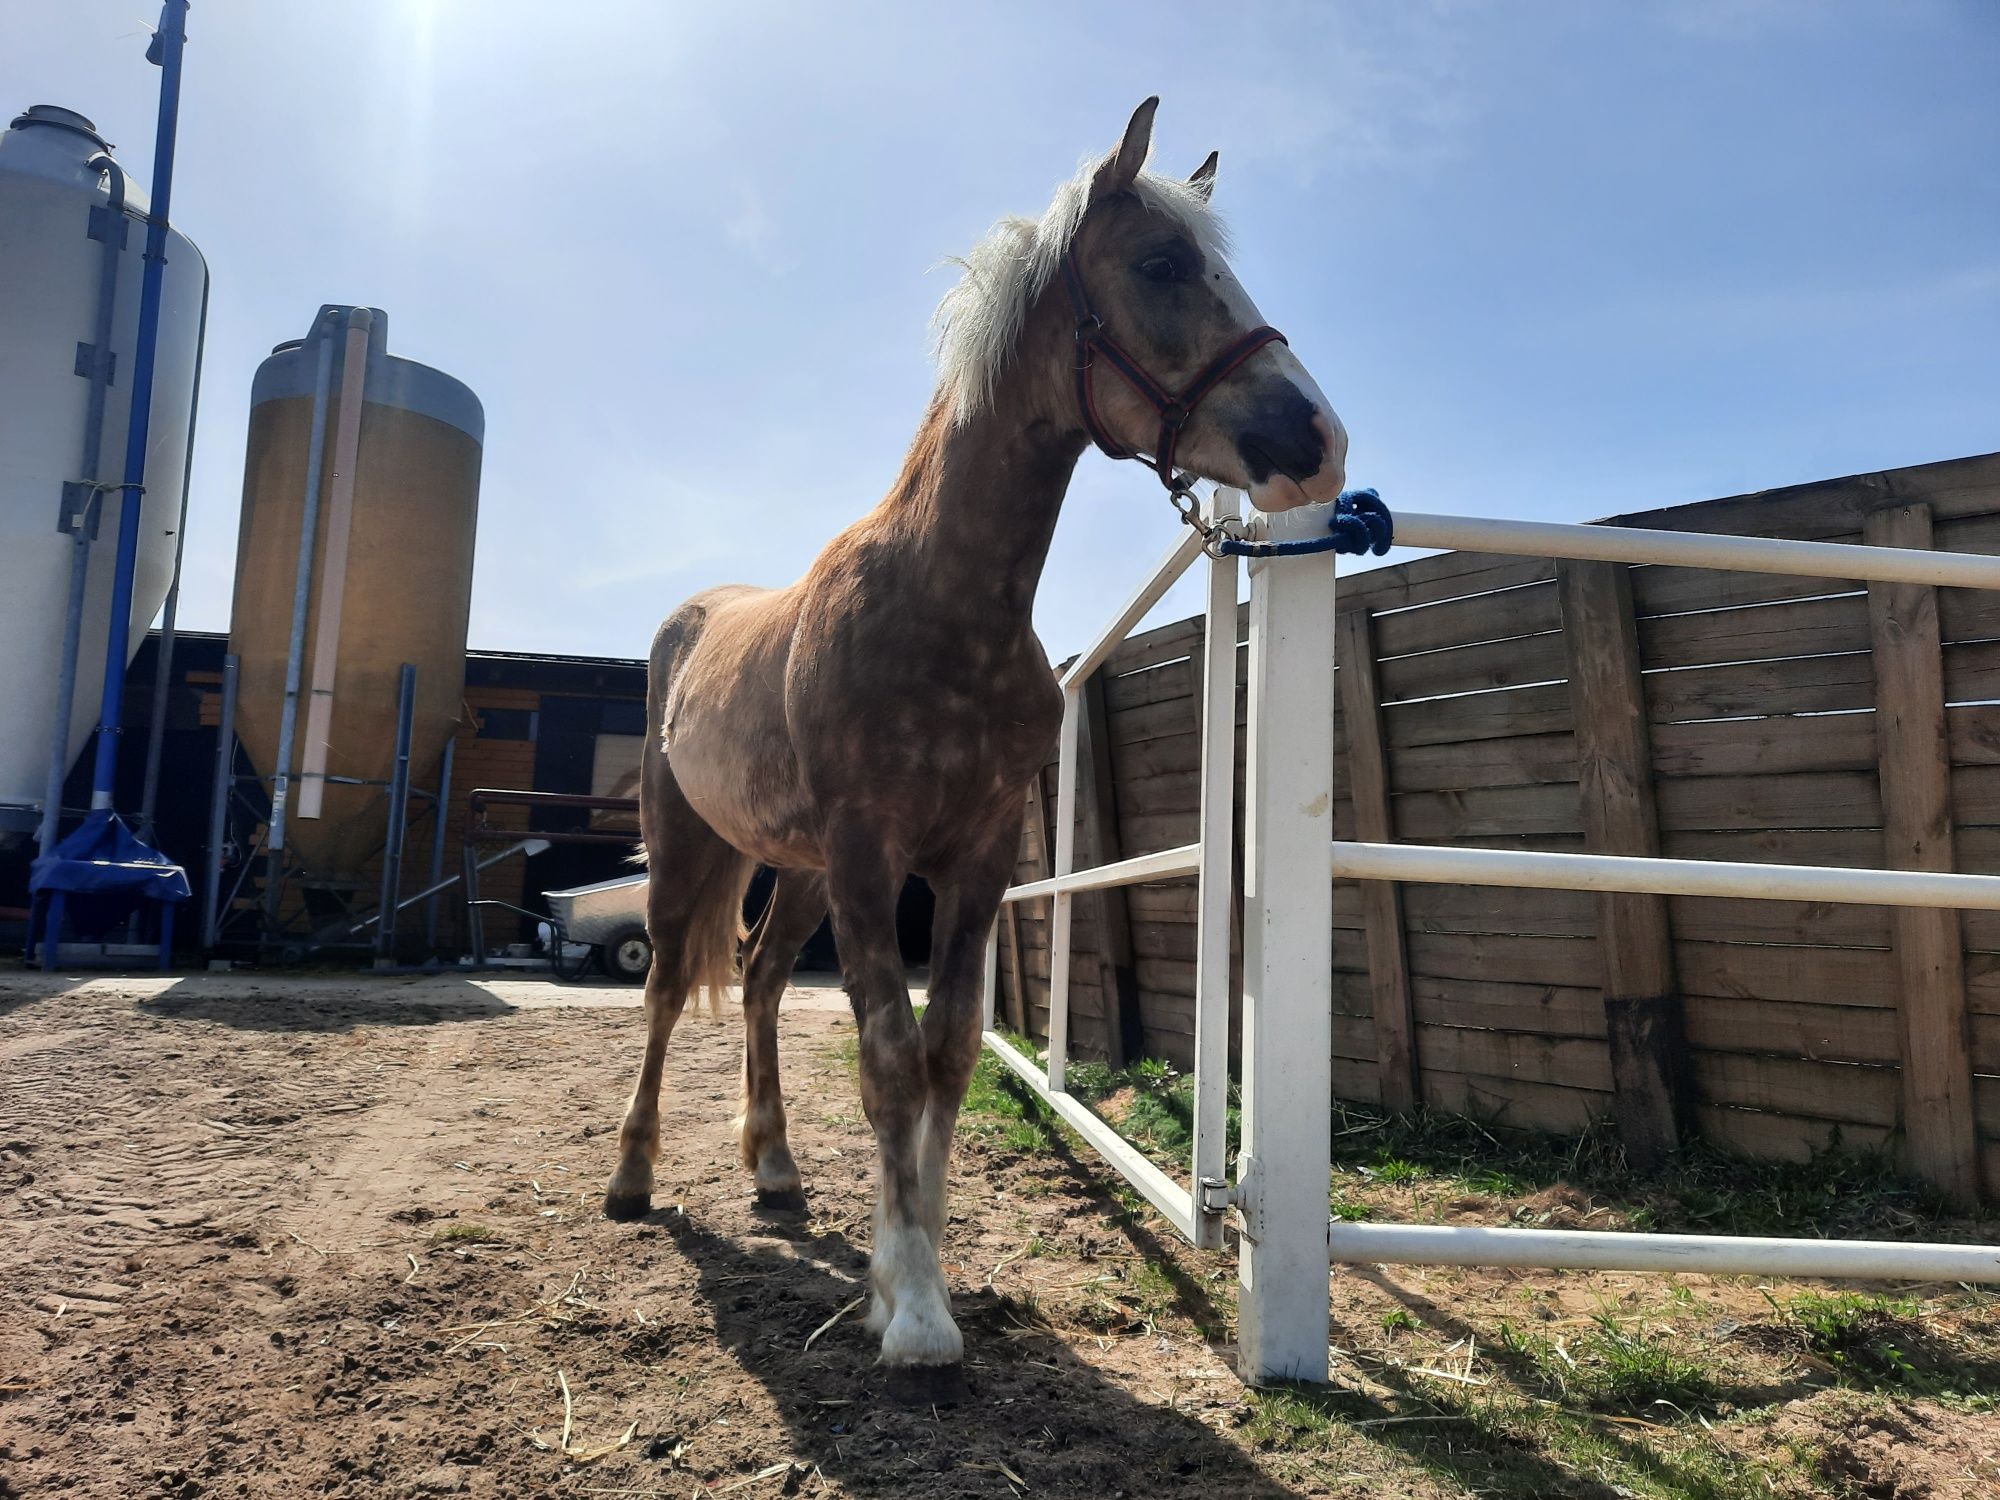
(1059, 249), (1287, 494)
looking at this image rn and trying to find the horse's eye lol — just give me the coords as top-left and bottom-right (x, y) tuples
(1137, 254), (1182, 284)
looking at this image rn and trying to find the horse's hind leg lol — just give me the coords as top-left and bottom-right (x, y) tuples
(735, 870), (827, 1209)
(604, 770), (751, 1221)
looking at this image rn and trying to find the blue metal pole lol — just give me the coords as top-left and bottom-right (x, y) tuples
(139, 258), (212, 843)
(87, 0), (191, 814)
(375, 664), (418, 965)
(35, 155), (128, 855)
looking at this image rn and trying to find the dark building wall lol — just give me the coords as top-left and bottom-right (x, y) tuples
(5, 631), (931, 968)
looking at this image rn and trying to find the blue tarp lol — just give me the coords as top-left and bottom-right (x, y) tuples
(30, 811), (191, 904)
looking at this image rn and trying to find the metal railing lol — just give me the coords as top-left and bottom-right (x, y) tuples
(987, 486), (2000, 1388)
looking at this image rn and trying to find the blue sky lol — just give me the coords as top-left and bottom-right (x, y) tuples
(10, 1), (1998, 660)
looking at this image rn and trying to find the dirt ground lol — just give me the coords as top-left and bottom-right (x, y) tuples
(3, 970), (1998, 1499)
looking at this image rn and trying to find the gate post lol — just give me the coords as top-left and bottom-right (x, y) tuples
(1237, 501), (1337, 1385)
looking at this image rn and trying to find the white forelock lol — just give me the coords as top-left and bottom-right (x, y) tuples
(929, 154), (1231, 424)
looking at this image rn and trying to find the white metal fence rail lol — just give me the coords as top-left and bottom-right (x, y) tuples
(983, 488), (2000, 1388)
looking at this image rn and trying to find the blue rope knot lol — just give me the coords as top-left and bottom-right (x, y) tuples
(1214, 488), (1394, 559)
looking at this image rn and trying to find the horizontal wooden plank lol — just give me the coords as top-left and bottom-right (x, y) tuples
(1654, 771), (1882, 831)
(1953, 909), (2000, 954)
(1638, 594), (1871, 671)
(1118, 770), (1204, 819)
(1333, 969), (1375, 1019)
(1961, 953), (2000, 1015)
(1948, 705), (2000, 767)
(1675, 940), (1898, 1005)
(1389, 732), (1579, 794)
(1102, 657), (1197, 714)
(1382, 682), (1575, 750)
(1970, 1014), (2000, 1075)
(1418, 1025), (1613, 1091)
(1630, 566), (1862, 619)
(1375, 630), (1568, 704)
(1697, 1105), (1893, 1165)
(1691, 1051), (1900, 1127)
(1341, 552), (1556, 615)
(1410, 975), (1605, 1040)
(1394, 882), (1597, 939)
(1404, 930), (1601, 988)
(1949, 766), (2000, 825)
(1371, 580), (1561, 660)
(1649, 712), (1878, 778)
(1683, 995), (1900, 1066)
(1972, 1077), (2000, 1140)
(1667, 895), (1891, 949)
(1605, 473), (1890, 540)
(1660, 828), (1886, 867)
(1123, 881), (1201, 920)
(1420, 1069), (1606, 1134)
(1644, 652), (1876, 723)
(1393, 781), (1583, 840)
(1332, 1013), (1378, 1063)
(1943, 640), (2000, 704)
(1108, 694), (1233, 747)
(1121, 811), (1201, 854)
(1332, 1054), (1384, 1105)
(1104, 616), (1209, 676)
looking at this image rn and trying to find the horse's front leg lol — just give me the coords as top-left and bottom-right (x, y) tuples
(825, 827), (961, 1395)
(912, 825), (1019, 1249)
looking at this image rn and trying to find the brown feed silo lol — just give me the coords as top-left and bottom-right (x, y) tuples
(228, 305), (483, 887)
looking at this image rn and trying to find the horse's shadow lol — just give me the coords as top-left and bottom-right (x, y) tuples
(652, 1205), (1303, 1498)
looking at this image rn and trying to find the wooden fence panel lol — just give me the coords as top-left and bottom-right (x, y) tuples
(999, 452), (2000, 1201)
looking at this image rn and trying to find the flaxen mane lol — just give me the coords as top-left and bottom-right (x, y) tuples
(929, 157), (1231, 423)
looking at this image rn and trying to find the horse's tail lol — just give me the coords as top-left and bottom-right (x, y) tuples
(679, 849), (754, 1020)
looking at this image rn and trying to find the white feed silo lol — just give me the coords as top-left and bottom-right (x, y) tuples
(0, 105), (206, 837)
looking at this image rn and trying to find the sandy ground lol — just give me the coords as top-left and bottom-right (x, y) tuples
(4, 969), (1998, 1499)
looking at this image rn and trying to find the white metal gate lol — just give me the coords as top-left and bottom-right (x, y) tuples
(983, 488), (2000, 1387)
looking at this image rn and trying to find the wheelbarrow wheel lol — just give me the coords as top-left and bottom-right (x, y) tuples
(602, 923), (652, 984)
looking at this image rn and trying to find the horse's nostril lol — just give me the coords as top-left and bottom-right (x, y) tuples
(1236, 425), (1327, 485)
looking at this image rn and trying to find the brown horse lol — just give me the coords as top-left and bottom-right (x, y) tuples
(603, 98), (1346, 1395)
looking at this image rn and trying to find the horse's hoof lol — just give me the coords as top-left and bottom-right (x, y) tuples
(754, 1186), (808, 1213)
(602, 1190), (652, 1222)
(884, 1362), (969, 1407)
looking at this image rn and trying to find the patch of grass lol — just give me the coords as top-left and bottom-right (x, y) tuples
(1767, 1290), (1925, 1386)
(1241, 1384), (1368, 1449)
(1062, 1055), (1242, 1169)
(1380, 1307), (1418, 1334)
(1241, 1380), (1790, 1500)
(1455, 1165), (1530, 1197)
(1326, 1101), (1960, 1241)
(1363, 1155), (1428, 1187)
(1581, 1315), (1718, 1412)
(1495, 1315), (1720, 1413)
(432, 1221), (502, 1244)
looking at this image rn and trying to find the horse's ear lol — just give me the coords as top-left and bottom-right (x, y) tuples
(1092, 97), (1158, 199)
(1188, 150), (1219, 201)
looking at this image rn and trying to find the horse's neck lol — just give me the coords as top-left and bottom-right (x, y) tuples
(887, 387), (1085, 624)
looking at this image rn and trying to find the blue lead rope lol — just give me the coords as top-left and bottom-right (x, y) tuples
(1213, 487), (1395, 559)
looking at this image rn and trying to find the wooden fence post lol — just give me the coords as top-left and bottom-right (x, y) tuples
(1000, 898), (1028, 1035)
(1335, 607), (1419, 1112)
(1865, 503), (1980, 1207)
(1558, 560), (1692, 1168)
(1079, 669), (1143, 1067)
(1016, 770), (1056, 1041)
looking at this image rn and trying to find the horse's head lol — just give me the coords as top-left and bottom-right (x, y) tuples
(1056, 98), (1346, 512)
